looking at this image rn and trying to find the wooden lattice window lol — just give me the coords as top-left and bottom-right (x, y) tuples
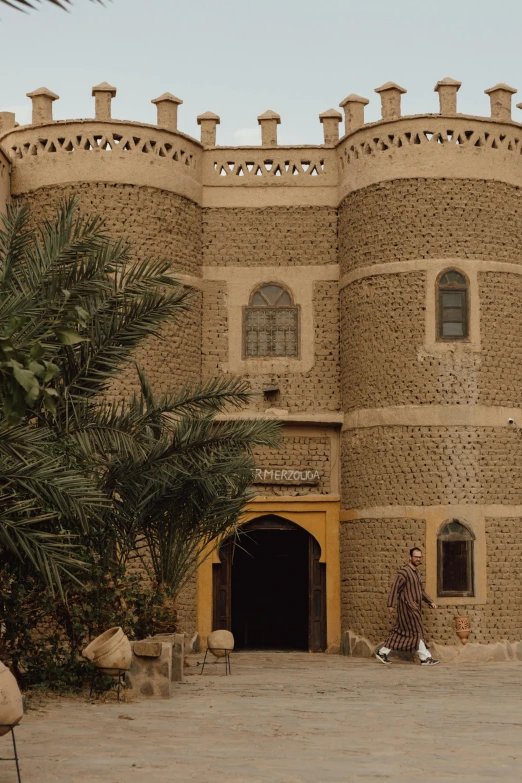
(244, 284), (298, 358)
(437, 520), (475, 597)
(437, 270), (469, 340)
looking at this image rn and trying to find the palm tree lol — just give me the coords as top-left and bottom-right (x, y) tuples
(100, 370), (279, 600)
(1, 0), (102, 11)
(0, 198), (280, 603)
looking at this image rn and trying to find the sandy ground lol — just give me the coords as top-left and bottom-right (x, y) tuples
(4, 651), (522, 783)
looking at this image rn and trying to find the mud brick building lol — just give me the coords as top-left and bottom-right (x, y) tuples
(2, 78), (522, 658)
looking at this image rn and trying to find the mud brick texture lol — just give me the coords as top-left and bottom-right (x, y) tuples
(341, 517), (522, 647)
(340, 517), (426, 645)
(339, 178), (522, 275)
(341, 268), (522, 411)
(252, 435), (331, 496)
(203, 280), (340, 413)
(341, 426), (522, 509)
(175, 574), (197, 636)
(424, 517), (522, 644)
(478, 271), (522, 407)
(202, 206), (338, 267)
(15, 183), (203, 398)
(341, 271), (481, 410)
(202, 280), (228, 379)
(106, 293), (202, 403)
(15, 182), (203, 276)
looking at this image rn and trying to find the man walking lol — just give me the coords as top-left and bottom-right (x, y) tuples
(376, 547), (439, 665)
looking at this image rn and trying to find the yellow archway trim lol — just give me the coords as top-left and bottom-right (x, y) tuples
(196, 495), (341, 653)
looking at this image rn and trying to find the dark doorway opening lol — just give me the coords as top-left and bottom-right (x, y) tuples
(232, 526), (309, 649)
(212, 515), (326, 651)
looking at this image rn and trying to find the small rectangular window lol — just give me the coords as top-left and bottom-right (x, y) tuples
(439, 290), (467, 339)
(437, 538), (474, 597)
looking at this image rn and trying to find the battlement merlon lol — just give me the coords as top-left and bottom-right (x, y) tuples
(92, 83), (117, 120)
(3, 79), (522, 208)
(4, 79), (522, 149)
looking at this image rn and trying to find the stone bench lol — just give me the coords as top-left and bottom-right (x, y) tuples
(125, 633), (184, 700)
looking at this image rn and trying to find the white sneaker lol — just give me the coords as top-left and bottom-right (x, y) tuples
(420, 657), (440, 666)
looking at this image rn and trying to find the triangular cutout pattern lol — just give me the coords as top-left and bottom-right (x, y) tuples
(210, 155), (328, 178)
(4, 129), (192, 168)
(341, 121), (522, 169)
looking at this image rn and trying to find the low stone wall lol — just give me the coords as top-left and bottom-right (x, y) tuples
(125, 634), (185, 700)
(341, 630), (522, 663)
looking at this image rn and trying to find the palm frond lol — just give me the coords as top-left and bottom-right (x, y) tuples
(0, 498), (85, 594)
(133, 371), (257, 424)
(0, 0), (104, 12)
(0, 203), (34, 286)
(1, 196), (282, 605)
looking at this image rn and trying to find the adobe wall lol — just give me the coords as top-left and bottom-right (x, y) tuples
(202, 206), (337, 267)
(426, 517), (522, 645)
(175, 574), (197, 636)
(202, 276), (340, 414)
(339, 178), (522, 275)
(341, 516), (522, 647)
(201, 205), (339, 410)
(340, 267), (522, 412)
(341, 426), (522, 508)
(340, 517), (425, 644)
(13, 182), (203, 395)
(340, 271), (482, 411)
(203, 207), (340, 413)
(19, 183), (202, 275)
(479, 271), (522, 406)
(253, 433), (332, 496)
(338, 168), (522, 651)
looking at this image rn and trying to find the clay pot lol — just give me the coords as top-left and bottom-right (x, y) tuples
(455, 615), (471, 645)
(0, 661), (23, 737)
(207, 630), (234, 658)
(82, 627), (132, 674)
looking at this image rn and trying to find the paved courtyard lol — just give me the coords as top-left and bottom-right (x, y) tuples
(5, 652), (522, 782)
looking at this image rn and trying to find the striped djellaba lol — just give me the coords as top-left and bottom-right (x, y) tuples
(383, 565), (434, 652)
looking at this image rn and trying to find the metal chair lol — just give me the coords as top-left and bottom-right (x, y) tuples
(0, 724), (21, 783)
(197, 648), (232, 675)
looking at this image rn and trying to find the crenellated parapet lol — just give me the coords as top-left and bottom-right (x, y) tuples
(337, 79), (522, 197)
(337, 111), (522, 198)
(2, 79), (522, 207)
(3, 119), (202, 202)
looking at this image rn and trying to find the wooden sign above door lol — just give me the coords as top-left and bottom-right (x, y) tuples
(253, 468), (320, 485)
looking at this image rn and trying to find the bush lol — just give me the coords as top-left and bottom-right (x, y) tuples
(0, 555), (167, 690)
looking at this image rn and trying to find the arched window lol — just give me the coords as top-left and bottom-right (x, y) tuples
(244, 283), (298, 358)
(437, 270), (469, 340)
(437, 520), (474, 597)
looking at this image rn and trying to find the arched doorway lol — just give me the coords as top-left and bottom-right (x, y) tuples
(212, 515), (326, 651)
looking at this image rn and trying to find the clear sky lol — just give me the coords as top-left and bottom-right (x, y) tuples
(1, 0), (521, 146)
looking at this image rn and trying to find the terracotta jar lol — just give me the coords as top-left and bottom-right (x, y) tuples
(455, 616), (471, 645)
(207, 630), (234, 658)
(0, 661), (23, 736)
(82, 627), (132, 674)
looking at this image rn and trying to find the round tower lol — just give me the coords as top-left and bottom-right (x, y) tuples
(0, 84), (204, 399)
(339, 79), (522, 656)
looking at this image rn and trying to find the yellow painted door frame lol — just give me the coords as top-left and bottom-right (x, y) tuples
(196, 495), (341, 652)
